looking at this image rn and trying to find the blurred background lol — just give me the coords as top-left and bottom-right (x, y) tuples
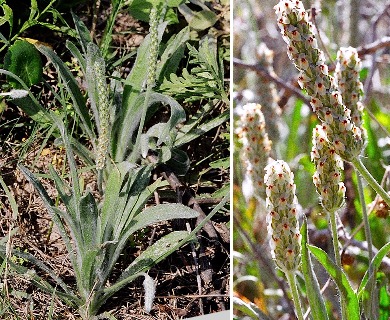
(233, 0), (390, 319)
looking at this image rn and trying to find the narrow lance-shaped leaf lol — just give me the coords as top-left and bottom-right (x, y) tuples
(0, 69), (51, 124)
(102, 230), (196, 301)
(301, 220), (329, 319)
(71, 12), (93, 54)
(358, 242), (390, 299)
(0, 245), (74, 297)
(106, 203), (199, 278)
(35, 45), (94, 143)
(233, 297), (272, 320)
(308, 244), (360, 319)
(156, 26), (190, 83)
(116, 21), (168, 159)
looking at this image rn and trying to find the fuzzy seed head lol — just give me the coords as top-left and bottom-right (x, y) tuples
(274, 0), (365, 161)
(147, 7), (159, 89)
(311, 125), (345, 212)
(86, 43), (111, 170)
(236, 103), (272, 200)
(335, 47), (366, 134)
(253, 44), (282, 142)
(265, 160), (301, 272)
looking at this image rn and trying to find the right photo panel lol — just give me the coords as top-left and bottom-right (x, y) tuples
(233, 1), (390, 319)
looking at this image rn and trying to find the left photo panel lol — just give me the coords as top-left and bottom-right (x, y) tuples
(0, 1), (230, 319)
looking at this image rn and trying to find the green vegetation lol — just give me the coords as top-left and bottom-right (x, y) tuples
(0, 1), (229, 318)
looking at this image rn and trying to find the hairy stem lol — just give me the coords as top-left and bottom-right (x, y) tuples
(285, 270), (304, 320)
(356, 170), (378, 318)
(352, 157), (390, 207)
(328, 209), (348, 320)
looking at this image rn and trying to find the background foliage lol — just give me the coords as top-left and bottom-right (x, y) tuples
(233, 0), (390, 319)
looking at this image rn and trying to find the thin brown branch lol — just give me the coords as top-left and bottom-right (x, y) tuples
(233, 58), (311, 106)
(310, 7), (335, 66)
(357, 36), (390, 56)
(186, 223), (204, 315)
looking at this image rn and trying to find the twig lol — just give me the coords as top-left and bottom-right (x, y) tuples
(233, 58), (311, 106)
(357, 36), (390, 56)
(310, 8), (334, 66)
(186, 223), (204, 315)
(363, 2), (390, 101)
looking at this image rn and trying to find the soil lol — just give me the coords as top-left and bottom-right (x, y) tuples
(0, 1), (230, 319)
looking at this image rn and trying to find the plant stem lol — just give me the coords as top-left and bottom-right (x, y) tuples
(328, 209), (348, 320)
(129, 89), (151, 164)
(352, 157), (390, 207)
(329, 210), (341, 266)
(285, 270), (304, 320)
(356, 171), (378, 318)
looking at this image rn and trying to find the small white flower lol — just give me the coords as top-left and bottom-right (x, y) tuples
(314, 78), (326, 95)
(310, 97), (323, 113)
(297, 54), (309, 70)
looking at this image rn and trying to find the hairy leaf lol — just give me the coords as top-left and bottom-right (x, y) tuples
(4, 40), (42, 88)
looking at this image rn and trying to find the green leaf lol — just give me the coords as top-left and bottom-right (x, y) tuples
(175, 109), (229, 146)
(125, 203), (199, 236)
(100, 165), (124, 242)
(71, 12), (92, 54)
(166, 148), (190, 175)
(109, 202), (198, 277)
(209, 157), (229, 170)
(301, 220), (329, 319)
(0, 245), (74, 299)
(233, 296), (272, 320)
(20, 164), (79, 270)
(79, 192), (98, 248)
(157, 26), (190, 83)
(111, 231), (195, 292)
(0, 175), (18, 219)
(160, 37), (227, 103)
(79, 248), (99, 297)
(0, 69), (51, 124)
(358, 242), (390, 299)
(4, 40), (42, 88)
(178, 4), (218, 31)
(66, 40), (86, 74)
(308, 244), (360, 319)
(128, 0), (184, 24)
(116, 21), (168, 160)
(85, 42), (107, 130)
(100, 0), (124, 56)
(19, 165), (54, 210)
(35, 45), (94, 142)
(0, 3), (13, 34)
